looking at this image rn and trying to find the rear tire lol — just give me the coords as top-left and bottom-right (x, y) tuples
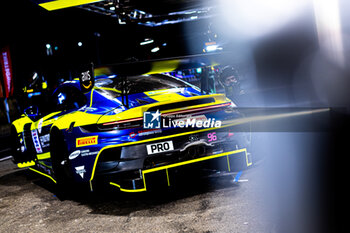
(50, 128), (91, 197)
(50, 128), (73, 188)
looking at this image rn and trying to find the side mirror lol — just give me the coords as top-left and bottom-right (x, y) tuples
(24, 105), (39, 120)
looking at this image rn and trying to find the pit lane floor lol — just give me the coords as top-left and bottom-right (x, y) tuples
(0, 158), (272, 233)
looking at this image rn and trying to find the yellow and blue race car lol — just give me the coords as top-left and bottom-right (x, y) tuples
(10, 64), (252, 192)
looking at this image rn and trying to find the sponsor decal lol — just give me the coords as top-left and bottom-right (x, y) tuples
(37, 163), (52, 175)
(81, 71), (92, 88)
(143, 110), (161, 129)
(31, 130), (43, 153)
(38, 119), (43, 134)
(69, 150), (81, 160)
(76, 136), (98, 147)
(138, 129), (162, 136)
(69, 149), (99, 160)
(39, 134), (50, 148)
(207, 132), (217, 142)
(129, 129), (162, 138)
(75, 166), (86, 179)
(146, 141), (174, 155)
(79, 63), (94, 93)
(0, 46), (14, 98)
(81, 150), (99, 157)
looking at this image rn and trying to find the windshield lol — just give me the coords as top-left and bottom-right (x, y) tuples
(94, 74), (191, 99)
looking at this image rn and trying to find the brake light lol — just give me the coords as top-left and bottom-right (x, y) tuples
(99, 119), (142, 131)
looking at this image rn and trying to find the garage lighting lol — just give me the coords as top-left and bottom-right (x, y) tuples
(313, 0), (344, 67)
(206, 45), (218, 52)
(151, 47), (160, 53)
(140, 39), (154, 45)
(219, 0), (307, 39)
(32, 72), (38, 80)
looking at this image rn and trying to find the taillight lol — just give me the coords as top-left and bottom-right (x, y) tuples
(99, 120), (142, 131)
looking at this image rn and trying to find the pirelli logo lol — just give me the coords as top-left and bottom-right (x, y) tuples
(76, 136), (98, 147)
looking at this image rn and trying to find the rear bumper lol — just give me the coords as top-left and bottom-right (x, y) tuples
(107, 148), (252, 192)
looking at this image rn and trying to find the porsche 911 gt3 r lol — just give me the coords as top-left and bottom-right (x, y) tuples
(11, 67), (252, 192)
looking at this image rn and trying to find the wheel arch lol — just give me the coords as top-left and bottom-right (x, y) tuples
(12, 115), (32, 134)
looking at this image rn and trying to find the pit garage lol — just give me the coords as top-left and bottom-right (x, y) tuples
(1, 1), (350, 232)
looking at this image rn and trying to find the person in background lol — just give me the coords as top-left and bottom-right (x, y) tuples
(219, 66), (244, 103)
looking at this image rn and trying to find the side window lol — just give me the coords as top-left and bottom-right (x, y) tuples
(53, 86), (87, 111)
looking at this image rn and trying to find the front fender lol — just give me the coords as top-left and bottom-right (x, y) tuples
(12, 115), (32, 133)
(51, 111), (101, 130)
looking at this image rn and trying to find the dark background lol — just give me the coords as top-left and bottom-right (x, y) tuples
(0, 1), (350, 232)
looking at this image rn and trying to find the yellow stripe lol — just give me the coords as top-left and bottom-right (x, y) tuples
(109, 182), (146, 192)
(29, 167), (57, 184)
(38, 161), (52, 169)
(53, 111), (101, 130)
(166, 169), (170, 186)
(146, 92), (186, 102)
(246, 152), (252, 167)
(41, 111), (61, 127)
(17, 160), (35, 168)
(226, 155), (231, 172)
(37, 152), (51, 160)
(39, 0), (103, 11)
(31, 111), (61, 130)
(85, 89), (94, 112)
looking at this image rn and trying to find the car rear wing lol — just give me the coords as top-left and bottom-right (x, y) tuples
(80, 52), (237, 107)
(95, 52), (237, 77)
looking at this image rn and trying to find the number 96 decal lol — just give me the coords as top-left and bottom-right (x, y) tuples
(207, 132), (217, 142)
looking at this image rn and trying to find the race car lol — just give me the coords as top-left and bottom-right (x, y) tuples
(10, 64), (252, 192)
